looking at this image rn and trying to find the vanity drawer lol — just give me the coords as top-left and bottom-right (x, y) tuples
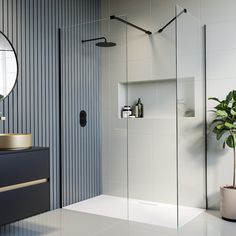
(0, 149), (49, 188)
(0, 182), (50, 226)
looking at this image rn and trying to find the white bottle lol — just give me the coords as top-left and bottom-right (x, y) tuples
(135, 105), (139, 118)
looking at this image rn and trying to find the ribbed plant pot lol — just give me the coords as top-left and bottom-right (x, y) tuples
(220, 187), (236, 221)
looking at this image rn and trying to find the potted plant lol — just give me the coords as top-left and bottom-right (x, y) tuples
(209, 90), (236, 221)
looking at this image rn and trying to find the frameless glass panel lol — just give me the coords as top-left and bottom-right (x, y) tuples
(176, 5), (205, 228)
(60, 18), (128, 219)
(127, 11), (177, 228)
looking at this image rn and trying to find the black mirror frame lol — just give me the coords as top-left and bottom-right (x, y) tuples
(0, 30), (19, 102)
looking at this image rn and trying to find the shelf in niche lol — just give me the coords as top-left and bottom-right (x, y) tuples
(118, 117), (196, 120)
(118, 78), (195, 119)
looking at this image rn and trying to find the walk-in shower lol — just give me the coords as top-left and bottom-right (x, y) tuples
(59, 6), (206, 229)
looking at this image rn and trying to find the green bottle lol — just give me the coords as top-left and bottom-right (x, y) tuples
(136, 98), (143, 118)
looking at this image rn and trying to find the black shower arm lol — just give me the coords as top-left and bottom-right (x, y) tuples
(158, 8), (187, 33)
(81, 37), (107, 43)
(110, 15), (152, 35)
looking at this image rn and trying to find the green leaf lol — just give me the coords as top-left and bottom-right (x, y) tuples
(213, 119), (224, 123)
(215, 101), (228, 110)
(216, 110), (228, 117)
(232, 101), (236, 109)
(226, 134), (236, 148)
(216, 124), (224, 129)
(208, 97), (221, 103)
(223, 141), (226, 149)
(211, 119), (224, 125)
(226, 91), (233, 104)
(213, 127), (218, 134)
(231, 109), (236, 116)
(224, 122), (236, 129)
(216, 129), (226, 140)
(209, 92), (236, 149)
(209, 110), (216, 113)
(213, 126), (228, 135)
(226, 135), (234, 148)
(233, 90), (236, 101)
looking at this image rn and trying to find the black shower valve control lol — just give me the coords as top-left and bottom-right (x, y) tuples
(80, 110), (87, 127)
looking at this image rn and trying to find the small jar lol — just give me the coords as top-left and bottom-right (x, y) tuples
(122, 106), (132, 118)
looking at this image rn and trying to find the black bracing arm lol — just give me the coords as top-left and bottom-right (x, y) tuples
(110, 15), (152, 35)
(158, 9), (187, 33)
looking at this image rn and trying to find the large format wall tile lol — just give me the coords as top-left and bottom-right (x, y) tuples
(101, 0), (205, 210)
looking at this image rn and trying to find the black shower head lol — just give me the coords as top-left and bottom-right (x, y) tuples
(96, 41), (116, 47)
(81, 37), (116, 47)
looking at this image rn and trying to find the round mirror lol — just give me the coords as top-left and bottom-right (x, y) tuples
(0, 31), (18, 101)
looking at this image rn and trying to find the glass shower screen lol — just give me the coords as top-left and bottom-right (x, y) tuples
(59, 9), (205, 229)
(176, 5), (206, 227)
(60, 17), (129, 219)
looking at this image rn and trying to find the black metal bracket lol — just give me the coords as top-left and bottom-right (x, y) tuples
(110, 15), (152, 35)
(158, 8), (187, 33)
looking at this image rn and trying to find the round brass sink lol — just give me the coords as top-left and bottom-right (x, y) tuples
(0, 133), (32, 150)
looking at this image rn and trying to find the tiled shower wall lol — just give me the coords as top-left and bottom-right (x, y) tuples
(101, 0), (206, 208)
(0, 0), (101, 209)
(102, 0), (236, 210)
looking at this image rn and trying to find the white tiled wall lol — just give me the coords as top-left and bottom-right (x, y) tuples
(101, 0), (204, 210)
(204, 1), (236, 209)
(101, 0), (235, 210)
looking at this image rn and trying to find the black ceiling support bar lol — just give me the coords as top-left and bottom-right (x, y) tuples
(158, 8), (187, 33)
(110, 15), (152, 35)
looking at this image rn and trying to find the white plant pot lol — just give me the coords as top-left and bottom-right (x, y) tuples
(220, 187), (236, 221)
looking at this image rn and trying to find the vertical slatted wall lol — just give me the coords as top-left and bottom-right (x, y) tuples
(0, 0), (101, 209)
(60, 22), (101, 206)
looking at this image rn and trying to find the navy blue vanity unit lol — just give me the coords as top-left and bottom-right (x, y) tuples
(0, 147), (50, 226)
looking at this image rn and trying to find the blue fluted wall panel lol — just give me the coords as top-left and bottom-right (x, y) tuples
(0, 0), (101, 209)
(60, 22), (101, 206)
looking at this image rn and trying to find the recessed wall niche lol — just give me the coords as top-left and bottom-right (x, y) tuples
(118, 78), (195, 119)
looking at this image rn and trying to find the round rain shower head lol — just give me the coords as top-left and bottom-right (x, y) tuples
(81, 37), (116, 48)
(95, 41), (116, 47)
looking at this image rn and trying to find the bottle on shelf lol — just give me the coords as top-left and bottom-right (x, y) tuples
(135, 98), (144, 118)
(122, 106), (132, 118)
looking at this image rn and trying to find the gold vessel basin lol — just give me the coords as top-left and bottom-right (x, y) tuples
(0, 133), (32, 150)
